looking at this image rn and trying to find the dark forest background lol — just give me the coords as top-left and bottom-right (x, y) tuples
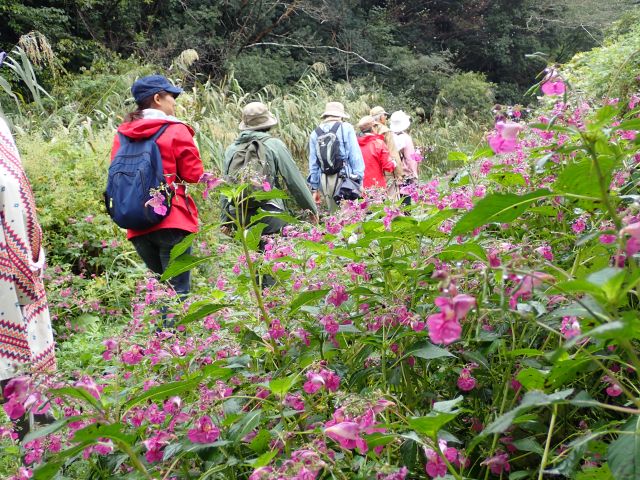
(2, 0), (639, 115)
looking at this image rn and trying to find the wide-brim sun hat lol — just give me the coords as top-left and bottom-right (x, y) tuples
(357, 115), (375, 132)
(389, 110), (411, 133)
(131, 75), (183, 104)
(321, 101), (350, 119)
(370, 106), (389, 118)
(239, 101), (278, 131)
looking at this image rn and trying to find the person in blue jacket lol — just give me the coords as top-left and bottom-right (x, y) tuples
(308, 102), (364, 212)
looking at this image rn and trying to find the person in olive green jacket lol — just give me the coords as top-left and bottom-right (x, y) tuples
(222, 101), (318, 237)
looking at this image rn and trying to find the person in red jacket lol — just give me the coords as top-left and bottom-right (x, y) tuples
(356, 115), (396, 190)
(111, 75), (204, 297)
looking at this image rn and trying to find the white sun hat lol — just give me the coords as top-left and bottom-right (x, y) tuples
(389, 110), (411, 133)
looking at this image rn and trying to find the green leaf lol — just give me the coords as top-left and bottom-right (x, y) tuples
(249, 210), (298, 225)
(269, 374), (298, 396)
(179, 302), (230, 326)
(512, 437), (544, 455)
(249, 188), (289, 202)
(448, 151), (468, 162)
(33, 442), (93, 480)
(364, 432), (397, 448)
(452, 189), (551, 235)
(49, 386), (103, 411)
(122, 377), (202, 413)
(433, 396), (464, 413)
(407, 342), (456, 360)
(554, 157), (618, 200)
(249, 449), (279, 468)
(488, 171), (526, 187)
(545, 358), (592, 390)
(608, 415), (640, 480)
(576, 465), (613, 480)
(72, 422), (135, 445)
(472, 390), (574, 449)
(289, 288), (330, 312)
(242, 223), (267, 251)
(170, 233), (196, 260)
(248, 429), (271, 453)
(587, 268), (626, 304)
(614, 118), (640, 131)
(162, 253), (213, 280)
(516, 368), (547, 391)
(438, 242), (486, 262)
(22, 416), (84, 444)
(230, 410), (262, 442)
(408, 412), (459, 438)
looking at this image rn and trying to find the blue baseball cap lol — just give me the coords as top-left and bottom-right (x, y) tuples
(131, 75), (183, 104)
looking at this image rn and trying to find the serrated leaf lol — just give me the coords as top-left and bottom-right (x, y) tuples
(452, 189), (551, 235)
(162, 253), (213, 280)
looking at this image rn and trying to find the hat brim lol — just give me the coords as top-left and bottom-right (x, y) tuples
(239, 114), (278, 131)
(390, 118), (410, 133)
(321, 110), (350, 119)
(165, 85), (183, 97)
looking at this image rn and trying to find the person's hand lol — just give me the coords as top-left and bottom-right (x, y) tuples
(312, 190), (322, 205)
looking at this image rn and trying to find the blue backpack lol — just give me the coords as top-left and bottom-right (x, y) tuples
(104, 124), (172, 229)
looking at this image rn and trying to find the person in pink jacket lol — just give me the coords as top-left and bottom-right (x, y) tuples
(111, 75), (204, 297)
(357, 116), (396, 189)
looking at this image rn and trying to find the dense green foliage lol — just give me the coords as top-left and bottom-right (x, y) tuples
(1, 0), (638, 110)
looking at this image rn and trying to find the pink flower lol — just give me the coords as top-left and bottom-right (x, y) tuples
(324, 422), (361, 449)
(262, 181), (272, 191)
(8, 467), (32, 480)
(426, 294), (475, 345)
(199, 172), (223, 199)
(535, 245), (554, 261)
(481, 451), (511, 475)
(509, 272), (554, 309)
(488, 121), (523, 154)
(327, 285), (349, 307)
(603, 376), (623, 397)
(425, 456), (447, 478)
(284, 393), (305, 411)
(541, 79), (566, 96)
(187, 416), (220, 444)
(145, 190), (168, 216)
(572, 217), (587, 234)
(560, 316), (581, 339)
(457, 370), (477, 392)
(75, 376), (101, 400)
(383, 206), (402, 230)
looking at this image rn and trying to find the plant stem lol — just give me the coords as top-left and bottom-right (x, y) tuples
(538, 404), (558, 480)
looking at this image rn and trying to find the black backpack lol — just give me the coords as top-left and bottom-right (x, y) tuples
(314, 122), (345, 175)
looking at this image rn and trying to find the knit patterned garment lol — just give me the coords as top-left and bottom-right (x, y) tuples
(0, 117), (55, 380)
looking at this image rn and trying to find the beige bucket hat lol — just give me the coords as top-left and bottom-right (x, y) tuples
(239, 102), (278, 131)
(370, 106), (389, 119)
(321, 101), (350, 119)
(357, 115), (376, 132)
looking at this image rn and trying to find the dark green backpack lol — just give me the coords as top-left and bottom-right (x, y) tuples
(223, 138), (278, 214)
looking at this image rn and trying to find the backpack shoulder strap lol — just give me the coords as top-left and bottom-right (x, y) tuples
(329, 121), (341, 134)
(151, 123), (171, 142)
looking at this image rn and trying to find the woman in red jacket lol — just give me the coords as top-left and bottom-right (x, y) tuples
(111, 75), (204, 297)
(356, 116), (396, 190)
